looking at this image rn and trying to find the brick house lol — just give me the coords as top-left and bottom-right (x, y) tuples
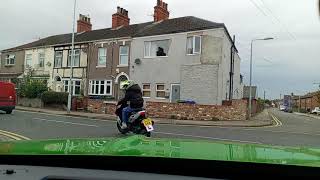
(293, 91), (320, 112)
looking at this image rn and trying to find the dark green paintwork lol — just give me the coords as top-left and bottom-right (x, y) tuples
(0, 135), (319, 167)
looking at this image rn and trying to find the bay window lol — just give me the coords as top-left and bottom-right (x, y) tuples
(89, 80), (112, 96)
(63, 80), (81, 95)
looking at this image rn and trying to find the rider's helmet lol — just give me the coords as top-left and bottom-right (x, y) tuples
(120, 80), (135, 90)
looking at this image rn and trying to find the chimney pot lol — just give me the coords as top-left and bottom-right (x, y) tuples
(77, 14), (92, 33)
(112, 7), (130, 29)
(154, 0), (169, 22)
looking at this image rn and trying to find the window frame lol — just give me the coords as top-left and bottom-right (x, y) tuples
(25, 54), (32, 68)
(186, 35), (202, 55)
(142, 83), (151, 98)
(144, 39), (170, 58)
(119, 45), (129, 66)
(54, 51), (63, 68)
(67, 49), (81, 67)
(38, 52), (45, 68)
(97, 48), (107, 67)
(63, 79), (81, 96)
(5, 54), (15, 65)
(88, 80), (112, 96)
(156, 84), (166, 99)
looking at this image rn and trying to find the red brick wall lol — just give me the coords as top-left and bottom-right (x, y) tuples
(146, 100), (247, 121)
(87, 99), (248, 121)
(87, 99), (116, 115)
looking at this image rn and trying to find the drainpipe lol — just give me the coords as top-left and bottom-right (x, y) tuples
(228, 35), (235, 100)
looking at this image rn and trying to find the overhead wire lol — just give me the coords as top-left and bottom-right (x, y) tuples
(248, 0), (296, 40)
(259, 0), (296, 40)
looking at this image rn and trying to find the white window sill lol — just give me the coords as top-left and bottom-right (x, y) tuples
(4, 64), (15, 67)
(186, 53), (201, 56)
(89, 94), (112, 96)
(144, 56), (169, 59)
(155, 97), (166, 100)
(117, 65), (128, 68)
(96, 66), (106, 68)
(143, 97), (151, 99)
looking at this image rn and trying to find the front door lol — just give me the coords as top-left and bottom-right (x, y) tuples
(171, 84), (180, 103)
(117, 75), (128, 100)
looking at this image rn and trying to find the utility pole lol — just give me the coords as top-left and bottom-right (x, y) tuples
(264, 90), (266, 102)
(67, 0), (77, 113)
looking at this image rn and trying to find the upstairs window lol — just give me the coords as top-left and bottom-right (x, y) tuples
(187, 36), (201, 55)
(98, 48), (107, 67)
(38, 53), (45, 68)
(54, 51), (63, 68)
(67, 49), (80, 67)
(5, 54), (15, 65)
(144, 40), (170, 57)
(26, 54), (32, 68)
(119, 46), (129, 66)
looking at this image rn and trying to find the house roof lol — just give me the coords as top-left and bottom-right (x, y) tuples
(1, 16), (227, 52)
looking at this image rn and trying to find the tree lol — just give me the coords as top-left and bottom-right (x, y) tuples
(18, 74), (48, 99)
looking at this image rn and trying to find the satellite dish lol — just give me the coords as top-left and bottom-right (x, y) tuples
(135, 58), (141, 65)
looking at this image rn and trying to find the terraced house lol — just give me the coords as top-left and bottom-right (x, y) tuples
(1, 0), (243, 105)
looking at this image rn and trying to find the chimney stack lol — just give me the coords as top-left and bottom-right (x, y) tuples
(77, 14), (92, 33)
(112, 6), (130, 29)
(154, 0), (169, 22)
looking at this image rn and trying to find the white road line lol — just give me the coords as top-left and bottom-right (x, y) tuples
(15, 110), (115, 122)
(154, 131), (263, 144)
(33, 118), (99, 127)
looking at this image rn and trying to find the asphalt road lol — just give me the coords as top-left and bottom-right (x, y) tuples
(0, 109), (319, 147)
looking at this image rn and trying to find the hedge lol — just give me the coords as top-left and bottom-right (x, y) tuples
(41, 92), (68, 105)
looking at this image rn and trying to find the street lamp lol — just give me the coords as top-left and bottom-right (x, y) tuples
(67, 0), (77, 113)
(248, 37), (274, 118)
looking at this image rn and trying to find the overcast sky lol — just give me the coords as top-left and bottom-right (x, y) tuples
(1, 0), (319, 99)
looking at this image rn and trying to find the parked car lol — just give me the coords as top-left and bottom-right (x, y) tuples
(0, 82), (16, 114)
(280, 105), (286, 111)
(311, 107), (320, 115)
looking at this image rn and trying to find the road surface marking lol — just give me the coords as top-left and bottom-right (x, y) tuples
(154, 131), (262, 144)
(271, 114), (283, 127)
(15, 110), (115, 122)
(33, 118), (99, 127)
(0, 130), (31, 140)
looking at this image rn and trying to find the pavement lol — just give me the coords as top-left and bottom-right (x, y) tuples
(15, 106), (272, 127)
(0, 108), (320, 147)
(294, 112), (320, 120)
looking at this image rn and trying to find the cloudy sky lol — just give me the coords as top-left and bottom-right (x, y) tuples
(1, 0), (319, 99)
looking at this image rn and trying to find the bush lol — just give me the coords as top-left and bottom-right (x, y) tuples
(19, 80), (48, 98)
(41, 92), (69, 105)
